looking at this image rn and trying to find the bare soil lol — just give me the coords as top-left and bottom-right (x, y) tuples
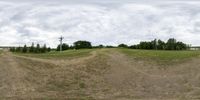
(0, 49), (200, 100)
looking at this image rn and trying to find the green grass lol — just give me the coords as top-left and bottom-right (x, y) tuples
(119, 48), (200, 62)
(14, 49), (94, 59)
(0, 50), (2, 55)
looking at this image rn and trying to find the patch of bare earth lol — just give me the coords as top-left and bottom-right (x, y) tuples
(0, 49), (200, 100)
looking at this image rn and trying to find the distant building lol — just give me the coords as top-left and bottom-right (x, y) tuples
(190, 46), (200, 50)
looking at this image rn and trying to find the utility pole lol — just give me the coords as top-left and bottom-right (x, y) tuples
(59, 36), (64, 52)
(155, 38), (157, 50)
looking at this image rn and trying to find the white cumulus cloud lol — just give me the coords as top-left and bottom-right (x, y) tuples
(0, 0), (200, 47)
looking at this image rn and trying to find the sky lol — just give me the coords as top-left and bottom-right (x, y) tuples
(0, 0), (200, 47)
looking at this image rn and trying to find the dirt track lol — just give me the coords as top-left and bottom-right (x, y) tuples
(0, 49), (200, 100)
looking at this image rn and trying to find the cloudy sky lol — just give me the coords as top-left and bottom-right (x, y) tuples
(0, 0), (200, 47)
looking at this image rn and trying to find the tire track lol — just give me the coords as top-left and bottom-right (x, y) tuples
(13, 50), (97, 66)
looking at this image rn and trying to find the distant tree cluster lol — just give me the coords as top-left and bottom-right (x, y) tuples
(129, 38), (189, 50)
(56, 40), (92, 51)
(56, 43), (70, 51)
(93, 44), (104, 48)
(118, 44), (128, 48)
(10, 43), (51, 53)
(74, 41), (92, 49)
(55, 38), (190, 51)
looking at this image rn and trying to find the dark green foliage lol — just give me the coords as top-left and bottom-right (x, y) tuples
(139, 41), (153, 49)
(69, 45), (74, 49)
(105, 45), (116, 48)
(29, 42), (35, 53)
(129, 45), (137, 49)
(47, 47), (51, 52)
(157, 39), (166, 50)
(129, 38), (188, 50)
(73, 41), (92, 49)
(93, 44), (104, 48)
(10, 47), (16, 52)
(98, 44), (104, 48)
(176, 42), (187, 50)
(41, 44), (47, 53)
(118, 44), (128, 48)
(35, 44), (40, 53)
(22, 45), (28, 53)
(56, 43), (69, 51)
(16, 47), (22, 52)
(166, 38), (176, 50)
(10, 43), (51, 53)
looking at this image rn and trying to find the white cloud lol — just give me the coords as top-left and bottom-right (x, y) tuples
(0, 0), (200, 47)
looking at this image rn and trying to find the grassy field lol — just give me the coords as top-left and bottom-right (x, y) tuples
(14, 49), (94, 59)
(0, 50), (2, 55)
(119, 48), (200, 62)
(1, 48), (200, 99)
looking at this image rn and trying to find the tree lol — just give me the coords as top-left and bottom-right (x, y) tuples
(98, 44), (104, 48)
(93, 44), (104, 48)
(166, 38), (176, 50)
(129, 45), (137, 49)
(73, 41), (92, 49)
(57, 43), (69, 51)
(139, 42), (153, 49)
(152, 39), (158, 50)
(176, 42), (187, 50)
(69, 45), (74, 49)
(10, 47), (16, 52)
(29, 42), (35, 53)
(62, 43), (69, 50)
(16, 46), (22, 52)
(22, 45), (28, 53)
(105, 45), (115, 48)
(35, 44), (40, 53)
(47, 47), (51, 52)
(118, 44), (128, 48)
(129, 38), (188, 50)
(41, 44), (47, 53)
(157, 39), (165, 50)
(10, 43), (51, 53)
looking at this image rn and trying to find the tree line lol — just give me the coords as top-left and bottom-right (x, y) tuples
(10, 43), (51, 53)
(118, 38), (189, 50)
(10, 38), (190, 53)
(56, 40), (120, 51)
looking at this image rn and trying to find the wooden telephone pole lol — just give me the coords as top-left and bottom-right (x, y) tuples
(59, 36), (64, 52)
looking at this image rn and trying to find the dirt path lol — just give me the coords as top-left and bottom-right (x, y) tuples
(0, 52), (34, 98)
(103, 49), (200, 99)
(104, 50), (163, 98)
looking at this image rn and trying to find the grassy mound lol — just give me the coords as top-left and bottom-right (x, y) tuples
(14, 49), (94, 59)
(119, 48), (200, 62)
